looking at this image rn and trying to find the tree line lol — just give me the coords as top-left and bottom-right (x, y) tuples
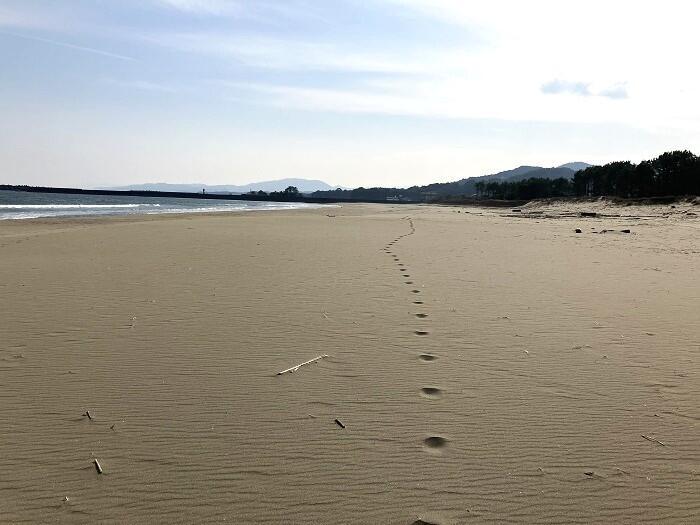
(476, 150), (700, 200)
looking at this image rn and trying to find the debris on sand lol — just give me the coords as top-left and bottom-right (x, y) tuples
(334, 418), (346, 429)
(641, 434), (666, 446)
(277, 355), (329, 375)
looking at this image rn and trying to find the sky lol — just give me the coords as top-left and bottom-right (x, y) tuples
(1, 0), (699, 189)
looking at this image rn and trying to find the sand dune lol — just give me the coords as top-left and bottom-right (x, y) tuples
(0, 203), (698, 524)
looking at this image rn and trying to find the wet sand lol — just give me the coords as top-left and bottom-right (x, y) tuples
(1, 203), (698, 524)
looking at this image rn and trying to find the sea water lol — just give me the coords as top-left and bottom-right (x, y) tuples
(0, 190), (330, 220)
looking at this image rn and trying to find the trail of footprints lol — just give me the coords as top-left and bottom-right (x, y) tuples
(382, 217), (448, 454)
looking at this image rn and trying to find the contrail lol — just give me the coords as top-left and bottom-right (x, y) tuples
(0, 30), (135, 61)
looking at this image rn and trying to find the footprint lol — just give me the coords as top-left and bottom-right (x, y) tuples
(415, 313), (428, 318)
(420, 387), (442, 399)
(423, 436), (448, 450)
(414, 330), (429, 336)
(411, 518), (442, 525)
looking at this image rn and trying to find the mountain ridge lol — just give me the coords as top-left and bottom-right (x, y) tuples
(103, 178), (341, 194)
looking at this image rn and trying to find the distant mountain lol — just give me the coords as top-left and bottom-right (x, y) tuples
(104, 178), (340, 194)
(480, 165), (542, 182)
(406, 165), (579, 196)
(557, 162), (593, 172)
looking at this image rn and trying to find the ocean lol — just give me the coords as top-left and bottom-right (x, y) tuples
(0, 190), (330, 220)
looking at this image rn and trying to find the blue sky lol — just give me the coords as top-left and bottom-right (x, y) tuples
(1, 0), (698, 188)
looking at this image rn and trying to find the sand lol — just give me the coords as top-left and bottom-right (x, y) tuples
(0, 203), (698, 524)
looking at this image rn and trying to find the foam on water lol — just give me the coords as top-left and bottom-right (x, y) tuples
(0, 204), (158, 209)
(0, 191), (331, 220)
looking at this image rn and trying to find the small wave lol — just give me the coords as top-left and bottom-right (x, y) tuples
(0, 200), (334, 220)
(0, 204), (160, 209)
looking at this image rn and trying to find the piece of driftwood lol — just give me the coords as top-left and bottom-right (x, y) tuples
(83, 411), (93, 421)
(641, 434), (666, 446)
(277, 354), (329, 375)
(335, 418), (346, 429)
(93, 459), (103, 474)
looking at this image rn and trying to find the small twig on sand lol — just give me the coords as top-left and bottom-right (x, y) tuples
(83, 411), (93, 421)
(335, 418), (346, 429)
(641, 434), (666, 446)
(93, 459), (103, 474)
(277, 355), (329, 375)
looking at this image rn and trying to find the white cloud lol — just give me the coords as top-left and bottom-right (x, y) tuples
(194, 0), (700, 135)
(541, 80), (628, 100)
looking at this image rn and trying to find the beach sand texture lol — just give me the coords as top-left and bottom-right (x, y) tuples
(1, 203), (698, 524)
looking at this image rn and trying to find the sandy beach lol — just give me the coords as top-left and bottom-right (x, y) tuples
(1, 202), (698, 524)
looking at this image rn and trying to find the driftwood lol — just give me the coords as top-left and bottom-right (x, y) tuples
(277, 355), (329, 375)
(83, 411), (93, 421)
(641, 434), (666, 446)
(93, 459), (103, 474)
(334, 418), (346, 429)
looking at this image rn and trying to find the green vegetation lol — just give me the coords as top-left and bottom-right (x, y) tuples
(467, 150), (700, 201)
(475, 177), (573, 200)
(574, 151), (700, 197)
(312, 150), (699, 202)
(246, 186), (301, 199)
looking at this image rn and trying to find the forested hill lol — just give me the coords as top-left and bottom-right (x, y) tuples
(313, 163), (591, 201)
(313, 151), (700, 201)
(471, 151), (700, 200)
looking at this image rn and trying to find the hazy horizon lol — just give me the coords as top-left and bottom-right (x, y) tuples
(1, 1), (699, 188)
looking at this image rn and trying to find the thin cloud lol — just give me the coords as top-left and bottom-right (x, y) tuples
(101, 79), (177, 92)
(154, 0), (242, 15)
(0, 31), (134, 61)
(599, 85), (629, 100)
(149, 32), (442, 74)
(541, 79), (628, 100)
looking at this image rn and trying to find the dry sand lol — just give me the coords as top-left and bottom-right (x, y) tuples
(0, 203), (698, 524)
